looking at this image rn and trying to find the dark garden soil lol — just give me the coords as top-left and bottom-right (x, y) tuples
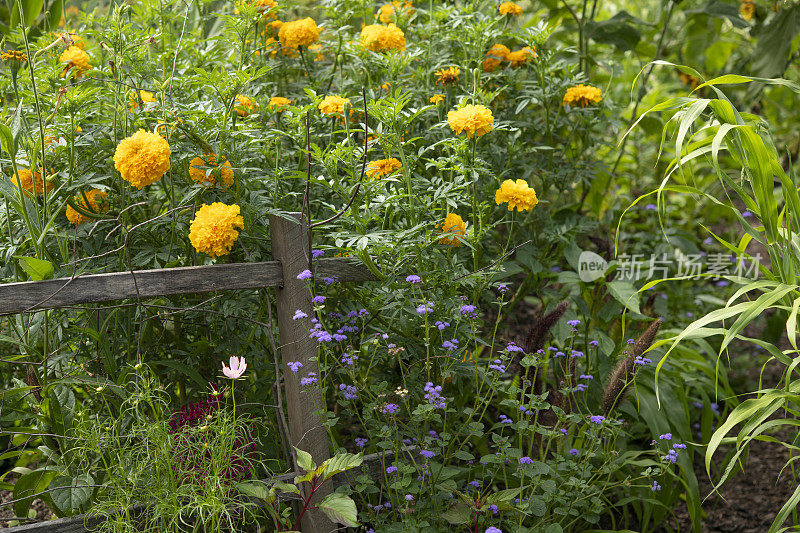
(0, 479), (53, 528)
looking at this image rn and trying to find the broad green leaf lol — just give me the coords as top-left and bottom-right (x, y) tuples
(441, 502), (471, 524)
(319, 452), (362, 482)
(13, 469), (57, 517)
(605, 280), (641, 314)
(16, 256), (54, 281)
(236, 481), (269, 499)
(294, 447), (314, 473)
(272, 481), (301, 495)
(49, 473), (93, 516)
(318, 492), (359, 527)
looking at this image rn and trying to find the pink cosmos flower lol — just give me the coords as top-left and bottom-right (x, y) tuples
(222, 356), (247, 379)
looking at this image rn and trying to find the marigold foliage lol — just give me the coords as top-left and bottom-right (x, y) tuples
(189, 153), (234, 187)
(12, 168), (53, 197)
(234, 95), (257, 117)
(189, 203), (244, 257)
(268, 96), (292, 110)
(278, 17), (319, 52)
(319, 95), (351, 117)
(435, 66), (460, 85)
(360, 24), (406, 52)
(498, 2), (523, 15)
(563, 84), (602, 108)
(366, 158), (402, 179)
(494, 179), (538, 212)
(59, 45), (90, 77)
(438, 213), (466, 246)
(447, 104), (494, 138)
(113, 129), (172, 189)
(66, 189), (108, 225)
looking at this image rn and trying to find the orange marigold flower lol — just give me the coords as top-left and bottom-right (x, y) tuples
(1, 50), (28, 63)
(59, 45), (90, 78)
(269, 96), (292, 110)
(435, 66), (460, 85)
(278, 17), (319, 52)
(447, 104), (494, 138)
(12, 168), (54, 197)
(128, 89), (156, 110)
(378, 3), (395, 23)
(507, 46), (536, 67)
(740, 0), (755, 20)
(189, 202), (244, 257)
(366, 158), (402, 179)
(563, 84), (602, 108)
(482, 43), (510, 72)
(188, 153), (234, 187)
(66, 189), (108, 225)
(438, 213), (466, 246)
(319, 95), (351, 117)
(113, 129), (171, 189)
(495, 179), (538, 212)
(430, 94), (445, 104)
(234, 94), (257, 117)
(498, 2), (522, 15)
(360, 23), (406, 52)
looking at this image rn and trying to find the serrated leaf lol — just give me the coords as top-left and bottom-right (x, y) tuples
(273, 481), (301, 495)
(318, 492), (359, 527)
(319, 452), (363, 482)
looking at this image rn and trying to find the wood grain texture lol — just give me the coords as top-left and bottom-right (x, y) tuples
(269, 213), (334, 533)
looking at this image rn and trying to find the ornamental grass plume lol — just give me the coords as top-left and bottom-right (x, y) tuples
(188, 153), (234, 187)
(435, 66), (460, 85)
(360, 23), (406, 52)
(12, 168), (53, 197)
(494, 179), (538, 211)
(113, 129), (171, 189)
(447, 104), (494, 138)
(278, 17), (319, 52)
(59, 45), (90, 77)
(366, 158), (402, 179)
(563, 84), (603, 108)
(234, 94), (256, 117)
(319, 95), (351, 118)
(602, 318), (663, 415)
(499, 1), (523, 15)
(128, 89), (156, 110)
(66, 189), (108, 224)
(438, 213), (466, 246)
(189, 202), (244, 257)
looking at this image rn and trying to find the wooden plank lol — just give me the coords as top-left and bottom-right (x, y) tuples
(0, 259), (376, 315)
(269, 213), (334, 533)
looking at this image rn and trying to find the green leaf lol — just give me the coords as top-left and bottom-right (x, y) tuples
(16, 256), (54, 281)
(584, 10), (646, 51)
(294, 447), (314, 473)
(318, 492), (359, 527)
(319, 452), (363, 482)
(752, 5), (800, 77)
(13, 469), (57, 517)
(49, 473), (93, 516)
(10, 0), (45, 28)
(272, 481), (301, 495)
(605, 280), (641, 314)
(685, 0), (750, 29)
(0, 124), (15, 158)
(441, 502), (471, 525)
(236, 481), (269, 499)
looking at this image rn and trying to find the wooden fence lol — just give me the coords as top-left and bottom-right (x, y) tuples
(1, 212), (379, 532)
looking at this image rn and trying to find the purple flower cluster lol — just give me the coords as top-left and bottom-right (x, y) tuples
(341, 352), (358, 365)
(506, 342), (523, 353)
(420, 450), (435, 459)
(287, 361), (303, 372)
(339, 384), (358, 400)
(297, 269), (312, 280)
(589, 415), (605, 424)
(634, 355), (652, 366)
(381, 403), (400, 414)
(416, 303), (434, 314)
(323, 276), (338, 285)
(300, 372), (317, 386)
(312, 295), (326, 304)
(488, 359), (506, 372)
(435, 320), (450, 330)
(406, 274), (421, 283)
(355, 437), (368, 448)
(424, 382), (446, 409)
(442, 339), (459, 351)
(292, 309), (308, 320)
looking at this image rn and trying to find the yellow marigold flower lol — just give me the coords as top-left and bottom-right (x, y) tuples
(269, 20), (283, 30)
(438, 213), (466, 246)
(12, 168), (53, 197)
(482, 44), (510, 72)
(128, 89), (156, 110)
(189, 153), (234, 187)
(507, 46), (536, 67)
(498, 2), (522, 15)
(234, 94), (257, 117)
(378, 3), (395, 23)
(113, 129), (171, 189)
(254, 0), (277, 13)
(447, 104), (494, 138)
(66, 189), (108, 225)
(563, 84), (602, 108)
(435, 66), (460, 85)
(740, 0), (755, 20)
(64, 32), (84, 49)
(360, 23), (406, 52)
(1, 50), (28, 63)
(59, 45), (91, 78)
(278, 17), (319, 52)
(366, 158), (402, 179)
(319, 95), (351, 117)
(495, 179), (538, 212)
(430, 94), (445, 104)
(189, 202), (244, 257)
(269, 96), (291, 110)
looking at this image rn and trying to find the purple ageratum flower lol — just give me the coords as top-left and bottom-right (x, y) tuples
(499, 414), (512, 424)
(292, 309), (308, 320)
(742, 210), (753, 218)
(300, 372), (317, 386)
(323, 276), (337, 285)
(659, 433), (672, 440)
(570, 350), (583, 358)
(488, 359), (506, 372)
(506, 342), (524, 353)
(312, 249), (325, 258)
(405, 494), (414, 501)
(589, 415), (605, 424)
(442, 339), (459, 351)
(468, 480), (481, 488)
(560, 428), (568, 435)
(416, 303), (434, 314)
(381, 403), (400, 414)
(569, 448), (579, 456)
(355, 437), (368, 448)
(673, 443), (687, 450)
(566, 319), (581, 327)
(634, 356), (652, 366)
(339, 384), (358, 400)
(435, 320), (450, 330)
(651, 481), (661, 492)
(716, 280), (730, 287)
(497, 284), (509, 293)
(519, 456), (533, 464)
(645, 203), (657, 210)
(312, 295), (326, 304)
(341, 352), (358, 365)
(486, 528), (503, 533)
(424, 382), (446, 409)
(489, 504), (499, 515)
(420, 450), (435, 459)
(386, 466), (397, 474)
(287, 361), (303, 372)
(626, 338), (635, 344)
(575, 384), (587, 392)
(460, 304), (477, 315)
(297, 269), (313, 280)
(589, 340), (599, 347)
(406, 274), (421, 283)
(580, 374), (593, 380)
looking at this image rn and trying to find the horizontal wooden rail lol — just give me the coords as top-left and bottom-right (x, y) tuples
(0, 258), (377, 315)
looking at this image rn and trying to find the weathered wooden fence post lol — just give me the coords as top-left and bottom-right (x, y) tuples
(269, 212), (334, 533)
